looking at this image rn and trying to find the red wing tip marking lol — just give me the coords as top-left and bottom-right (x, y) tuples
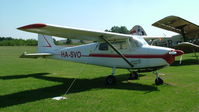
(17, 23), (47, 30)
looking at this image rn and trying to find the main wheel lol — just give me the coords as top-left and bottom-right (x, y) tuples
(128, 71), (139, 80)
(106, 75), (116, 85)
(155, 77), (164, 85)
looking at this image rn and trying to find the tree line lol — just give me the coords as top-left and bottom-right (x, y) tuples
(105, 26), (130, 34)
(0, 37), (37, 46)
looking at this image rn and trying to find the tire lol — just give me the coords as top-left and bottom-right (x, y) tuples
(128, 71), (139, 80)
(106, 75), (116, 85)
(155, 77), (164, 85)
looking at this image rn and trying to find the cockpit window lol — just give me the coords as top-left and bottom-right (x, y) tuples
(111, 41), (128, 50)
(99, 43), (108, 50)
(130, 36), (149, 47)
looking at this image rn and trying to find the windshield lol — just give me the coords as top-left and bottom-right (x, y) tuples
(130, 36), (149, 47)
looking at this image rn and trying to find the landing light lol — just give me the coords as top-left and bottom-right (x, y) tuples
(169, 51), (177, 55)
(169, 50), (184, 56)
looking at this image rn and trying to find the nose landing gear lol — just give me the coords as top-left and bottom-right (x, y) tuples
(153, 71), (164, 85)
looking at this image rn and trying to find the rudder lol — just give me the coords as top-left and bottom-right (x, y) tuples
(38, 34), (56, 52)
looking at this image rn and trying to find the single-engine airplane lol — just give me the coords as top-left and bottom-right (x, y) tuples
(17, 23), (184, 85)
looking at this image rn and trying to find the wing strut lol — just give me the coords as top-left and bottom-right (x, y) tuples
(100, 36), (134, 68)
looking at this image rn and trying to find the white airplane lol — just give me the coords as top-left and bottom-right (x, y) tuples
(17, 23), (184, 85)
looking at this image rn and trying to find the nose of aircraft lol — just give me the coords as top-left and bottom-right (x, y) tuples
(169, 50), (184, 56)
(175, 50), (184, 56)
(163, 49), (184, 64)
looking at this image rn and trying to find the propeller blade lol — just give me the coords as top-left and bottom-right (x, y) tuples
(179, 55), (183, 64)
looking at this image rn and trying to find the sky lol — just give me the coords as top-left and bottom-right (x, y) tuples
(1, 0), (199, 40)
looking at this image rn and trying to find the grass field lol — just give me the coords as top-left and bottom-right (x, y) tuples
(0, 46), (199, 112)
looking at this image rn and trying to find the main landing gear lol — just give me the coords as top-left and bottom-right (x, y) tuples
(105, 68), (140, 85)
(105, 68), (164, 85)
(106, 75), (116, 85)
(105, 67), (117, 85)
(153, 71), (164, 85)
(128, 71), (139, 80)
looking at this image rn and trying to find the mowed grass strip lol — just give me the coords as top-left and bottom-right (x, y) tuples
(0, 46), (198, 112)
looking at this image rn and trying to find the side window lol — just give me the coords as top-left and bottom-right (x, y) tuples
(111, 41), (128, 49)
(99, 43), (108, 50)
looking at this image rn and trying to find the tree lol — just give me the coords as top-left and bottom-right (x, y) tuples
(66, 38), (72, 44)
(105, 26), (130, 34)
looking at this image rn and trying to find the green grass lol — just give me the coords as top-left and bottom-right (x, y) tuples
(0, 46), (199, 112)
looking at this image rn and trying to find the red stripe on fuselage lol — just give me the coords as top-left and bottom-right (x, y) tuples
(87, 53), (175, 64)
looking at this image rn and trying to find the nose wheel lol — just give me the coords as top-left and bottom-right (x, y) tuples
(155, 77), (163, 85)
(153, 71), (164, 85)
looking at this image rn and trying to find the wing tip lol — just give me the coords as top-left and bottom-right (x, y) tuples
(17, 23), (47, 30)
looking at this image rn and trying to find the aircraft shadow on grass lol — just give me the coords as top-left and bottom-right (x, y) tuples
(0, 73), (158, 108)
(171, 59), (199, 66)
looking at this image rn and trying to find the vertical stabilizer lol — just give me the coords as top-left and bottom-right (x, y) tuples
(38, 34), (56, 52)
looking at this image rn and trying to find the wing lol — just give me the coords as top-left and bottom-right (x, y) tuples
(152, 16), (199, 39)
(17, 23), (131, 41)
(143, 36), (171, 40)
(173, 42), (199, 53)
(20, 52), (52, 58)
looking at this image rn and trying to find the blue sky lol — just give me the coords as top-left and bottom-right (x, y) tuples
(1, 0), (199, 39)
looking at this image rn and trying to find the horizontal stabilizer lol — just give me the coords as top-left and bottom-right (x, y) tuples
(20, 52), (52, 58)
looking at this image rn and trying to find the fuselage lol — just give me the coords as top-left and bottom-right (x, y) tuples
(47, 36), (183, 71)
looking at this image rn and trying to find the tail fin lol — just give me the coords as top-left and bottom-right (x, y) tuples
(130, 25), (147, 36)
(38, 34), (56, 52)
